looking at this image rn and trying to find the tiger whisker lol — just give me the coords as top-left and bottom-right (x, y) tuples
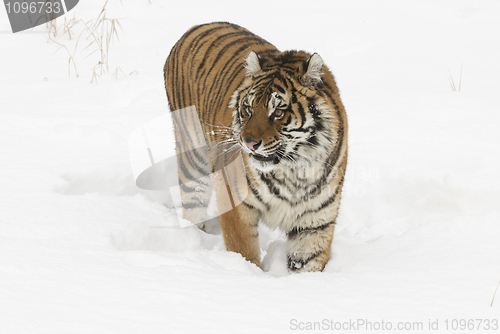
(228, 146), (243, 161)
(211, 142), (241, 162)
(206, 130), (234, 137)
(211, 136), (237, 143)
(203, 121), (234, 131)
(211, 138), (238, 149)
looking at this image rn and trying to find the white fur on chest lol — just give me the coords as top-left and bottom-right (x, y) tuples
(247, 161), (341, 231)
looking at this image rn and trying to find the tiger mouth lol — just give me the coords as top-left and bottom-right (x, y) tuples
(251, 152), (282, 164)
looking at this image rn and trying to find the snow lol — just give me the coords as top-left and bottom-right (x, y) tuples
(1, 0), (499, 333)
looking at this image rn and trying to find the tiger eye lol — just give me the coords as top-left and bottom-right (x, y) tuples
(274, 109), (284, 119)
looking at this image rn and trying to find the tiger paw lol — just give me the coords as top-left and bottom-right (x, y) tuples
(287, 254), (327, 273)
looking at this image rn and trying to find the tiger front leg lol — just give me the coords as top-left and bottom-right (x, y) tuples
(286, 220), (335, 272)
(180, 175), (213, 231)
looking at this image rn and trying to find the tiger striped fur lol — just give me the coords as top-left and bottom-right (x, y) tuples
(164, 22), (348, 272)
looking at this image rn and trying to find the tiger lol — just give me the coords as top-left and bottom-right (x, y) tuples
(163, 22), (348, 272)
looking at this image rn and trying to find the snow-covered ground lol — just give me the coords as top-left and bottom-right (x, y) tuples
(1, 1), (499, 333)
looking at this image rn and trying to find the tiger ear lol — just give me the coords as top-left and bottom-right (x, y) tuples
(244, 51), (261, 77)
(303, 53), (324, 87)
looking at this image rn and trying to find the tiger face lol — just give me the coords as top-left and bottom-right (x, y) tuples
(230, 51), (338, 173)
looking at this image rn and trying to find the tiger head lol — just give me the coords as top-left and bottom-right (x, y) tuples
(230, 50), (339, 172)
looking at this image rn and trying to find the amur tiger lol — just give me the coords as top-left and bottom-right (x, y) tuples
(164, 22), (348, 272)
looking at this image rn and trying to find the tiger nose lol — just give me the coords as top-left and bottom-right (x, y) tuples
(244, 136), (261, 151)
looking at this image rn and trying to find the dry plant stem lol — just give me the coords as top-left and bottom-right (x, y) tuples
(447, 63), (463, 92)
(459, 62), (463, 92)
(50, 37), (79, 77)
(113, 66), (127, 79)
(63, 15), (81, 40)
(448, 67), (457, 92)
(491, 281), (500, 307)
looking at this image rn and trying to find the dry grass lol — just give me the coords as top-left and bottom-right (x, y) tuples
(82, 0), (122, 82)
(47, 0), (124, 82)
(447, 63), (463, 92)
